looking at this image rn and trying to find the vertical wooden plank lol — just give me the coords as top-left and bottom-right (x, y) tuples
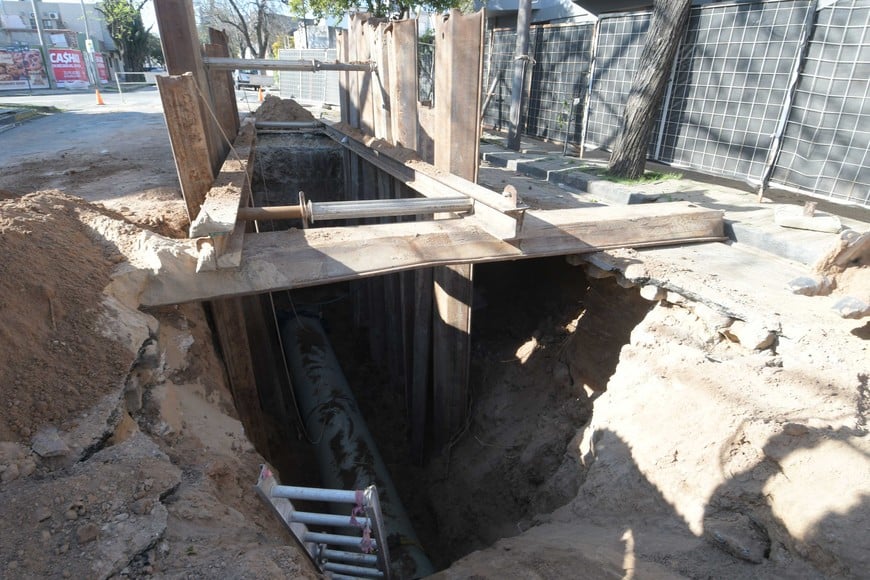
(209, 298), (269, 453)
(431, 10), (485, 451)
(386, 19), (419, 150)
(207, 27), (240, 141)
(370, 22), (392, 143)
(348, 14), (362, 130)
(434, 9), (485, 181)
(410, 267), (433, 462)
(357, 16), (376, 136)
(153, 0), (222, 174)
(156, 73), (214, 221)
(338, 30), (351, 126)
(243, 293), (293, 428)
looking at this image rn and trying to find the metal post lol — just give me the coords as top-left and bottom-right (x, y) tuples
(506, 0), (532, 150)
(115, 71), (124, 102)
(29, 0), (55, 88)
(78, 0), (97, 86)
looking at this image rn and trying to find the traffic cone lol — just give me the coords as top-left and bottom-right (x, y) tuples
(95, 89), (105, 106)
(258, 87), (264, 102)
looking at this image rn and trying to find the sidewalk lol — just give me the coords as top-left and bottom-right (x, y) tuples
(479, 133), (868, 268)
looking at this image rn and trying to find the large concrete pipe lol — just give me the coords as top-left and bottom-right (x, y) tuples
(281, 316), (434, 579)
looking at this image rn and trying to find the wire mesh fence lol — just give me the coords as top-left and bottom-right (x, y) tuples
(658, 0), (814, 183)
(484, 0), (869, 207)
(770, 0), (870, 206)
(277, 48), (340, 105)
(584, 12), (652, 151)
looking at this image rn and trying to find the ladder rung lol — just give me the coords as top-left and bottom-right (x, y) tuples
(303, 531), (378, 550)
(322, 549), (379, 566)
(291, 510), (371, 528)
(272, 484), (361, 504)
(324, 561), (384, 578)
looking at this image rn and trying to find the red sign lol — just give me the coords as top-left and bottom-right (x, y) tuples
(49, 48), (89, 88)
(94, 52), (109, 84)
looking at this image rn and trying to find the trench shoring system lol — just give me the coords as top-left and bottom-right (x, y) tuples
(152, 3), (724, 578)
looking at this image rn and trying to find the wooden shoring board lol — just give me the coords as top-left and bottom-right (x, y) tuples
(386, 20), (418, 151)
(356, 14), (375, 136)
(189, 117), (256, 269)
(139, 202), (725, 307)
(434, 9), (485, 182)
(156, 73), (215, 221)
(321, 123), (521, 241)
(208, 298), (269, 453)
(338, 30), (351, 126)
(370, 21), (392, 144)
(153, 0), (222, 175)
(205, 28), (240, 143)
(431, 10), (486, 451)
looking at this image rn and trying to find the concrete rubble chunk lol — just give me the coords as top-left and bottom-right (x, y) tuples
(31, 427), (70, 458)
(832, 296), (870, 319)
(720, 320), (776, 351)
(774, 205), (842, 233)
(639, 285), (667, 301)
(704, 512), (769, 564)
(787, 275), (833, 296)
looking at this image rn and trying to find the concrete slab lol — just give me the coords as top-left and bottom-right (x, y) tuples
(479, 136), (869, 268)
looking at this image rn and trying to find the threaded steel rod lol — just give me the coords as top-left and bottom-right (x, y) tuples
(203, 56), (375, 72)
(237, 196), (473, 223)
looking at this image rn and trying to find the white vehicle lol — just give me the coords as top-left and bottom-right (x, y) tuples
(236, 69), (256, 90)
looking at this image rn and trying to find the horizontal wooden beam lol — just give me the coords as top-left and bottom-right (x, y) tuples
(321, 122), (523, 241)
(139, 202), (724, 306)
(189, 118), (256, 269)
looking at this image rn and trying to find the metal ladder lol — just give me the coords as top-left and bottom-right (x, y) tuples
(255, 464), (392, 579)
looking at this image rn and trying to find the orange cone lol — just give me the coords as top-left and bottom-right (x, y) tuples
(95, 89), (105, 105)
(258, 87), (264, 102)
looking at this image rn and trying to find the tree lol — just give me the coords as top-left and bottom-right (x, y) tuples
(146, 32), (165, 67)
(97, 0), (151, 71)
(197, 0), (295, 59)
(608, 0), (692, 179)
(287, 0), (470, 21)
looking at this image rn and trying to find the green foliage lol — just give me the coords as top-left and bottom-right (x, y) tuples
(97, 0), (150, 71)
(287, 0), (468, 21)
(146, 33), (164, 66)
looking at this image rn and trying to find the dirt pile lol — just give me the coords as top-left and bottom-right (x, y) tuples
(0, 191), (319, 578)
(0, 192), (131, 442)
(256, 96), (316, 122)
(435, 247), (869, 579)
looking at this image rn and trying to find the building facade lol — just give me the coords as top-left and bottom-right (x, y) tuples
(0, 0), (119, 89)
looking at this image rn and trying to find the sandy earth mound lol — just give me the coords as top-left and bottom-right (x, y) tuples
(0, 191), (318, 579)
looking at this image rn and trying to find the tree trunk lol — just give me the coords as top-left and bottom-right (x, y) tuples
(506, 0), (532, 151)
(608, 0), (692, 179)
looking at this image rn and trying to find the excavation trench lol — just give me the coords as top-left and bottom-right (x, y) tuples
(223, 132), (656, 573)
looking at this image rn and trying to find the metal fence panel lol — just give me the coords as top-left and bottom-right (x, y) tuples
(526, 23), (594, 143)
(482, 27), (527, 131)
(277, 48), (340, 105)
(584, 12), (652, 150)
(770, 0), (870, 205)
(658, 0), (814, 183)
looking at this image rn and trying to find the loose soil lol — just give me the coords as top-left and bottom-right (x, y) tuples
(256, 95), (316, 122)
(0, 192), (130, 441)
(1, 97), (867, 580)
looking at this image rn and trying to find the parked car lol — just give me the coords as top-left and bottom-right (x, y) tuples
(236, 69), (257, 89)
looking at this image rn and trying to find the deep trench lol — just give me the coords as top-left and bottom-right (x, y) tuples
(221, 132), (656, 572)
